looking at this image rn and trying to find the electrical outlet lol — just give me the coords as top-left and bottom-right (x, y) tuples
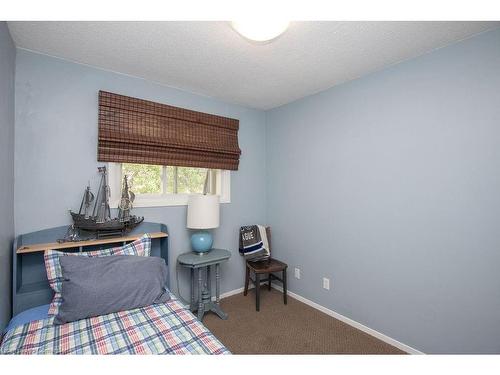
(294, 268), (301, 279)
(323, 277), (330, 290)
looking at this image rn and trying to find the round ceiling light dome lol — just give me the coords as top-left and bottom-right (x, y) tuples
(231, 20), (290, 43)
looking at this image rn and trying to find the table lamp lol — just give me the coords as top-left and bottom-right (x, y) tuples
(187, 194), (220, 254)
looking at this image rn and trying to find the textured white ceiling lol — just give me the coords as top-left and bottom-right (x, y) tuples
(7, 21), (500, 109)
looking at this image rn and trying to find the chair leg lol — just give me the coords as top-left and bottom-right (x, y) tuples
(282, 269), (287, 305)
(244, 266), (250, 296)
(268, 273), (272, 291)
(255, 273), (260, 311)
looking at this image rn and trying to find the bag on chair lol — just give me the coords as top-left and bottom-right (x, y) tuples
(239, 225), (270, 261)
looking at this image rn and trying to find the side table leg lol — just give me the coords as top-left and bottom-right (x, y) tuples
(211, 262), (227, 320)
(190, 268), (195, 311)
(197, 268), (204, 320)
(207, 265), (212, 302)
(215, 263), (220, 304)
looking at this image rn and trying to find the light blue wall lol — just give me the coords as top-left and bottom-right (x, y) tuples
(12, 27), (500, 353)
(14, 50), (267, 300)
(0, 22), (15, 331)
(266, 28), (500, 354)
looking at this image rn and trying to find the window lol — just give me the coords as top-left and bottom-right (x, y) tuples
(108, 163), (230, 207)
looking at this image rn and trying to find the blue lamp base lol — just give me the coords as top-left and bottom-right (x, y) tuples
(190, 231), (213, 254)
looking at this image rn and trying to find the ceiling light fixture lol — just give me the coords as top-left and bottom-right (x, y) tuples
(231, 20), (290, 43)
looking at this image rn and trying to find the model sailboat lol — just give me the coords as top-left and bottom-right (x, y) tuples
(70, 166), (144, 236)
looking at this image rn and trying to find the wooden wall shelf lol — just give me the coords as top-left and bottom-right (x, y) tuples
(16, 232), (168, 254)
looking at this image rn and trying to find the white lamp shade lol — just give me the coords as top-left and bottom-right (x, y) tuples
(187, 194), (220, 229)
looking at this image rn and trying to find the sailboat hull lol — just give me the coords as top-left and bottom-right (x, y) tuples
(70, 211), (144, 232)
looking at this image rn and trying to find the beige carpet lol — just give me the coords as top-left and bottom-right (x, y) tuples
(203, 288), (405, 354)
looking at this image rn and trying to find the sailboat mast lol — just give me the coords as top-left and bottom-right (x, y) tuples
(103, 169), (111, 220)
(95, 166), (111, 223)
(92, 172), (103, 218)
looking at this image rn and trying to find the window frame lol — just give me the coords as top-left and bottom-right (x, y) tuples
(107, 163), (231, 208)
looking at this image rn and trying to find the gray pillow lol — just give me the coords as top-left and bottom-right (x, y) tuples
(54, 255), (170, 325)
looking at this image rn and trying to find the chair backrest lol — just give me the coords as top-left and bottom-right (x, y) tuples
(265, 226), (272, 256)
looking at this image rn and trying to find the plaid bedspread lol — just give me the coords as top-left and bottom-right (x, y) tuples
(0, 296), (230, 355)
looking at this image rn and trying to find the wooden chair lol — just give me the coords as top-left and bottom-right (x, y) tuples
(243, 227), (288, 311)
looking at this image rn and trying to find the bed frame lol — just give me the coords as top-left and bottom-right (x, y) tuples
(12, 222), (169, 316)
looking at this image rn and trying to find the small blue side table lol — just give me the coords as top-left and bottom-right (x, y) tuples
(177, 249), (231, 321)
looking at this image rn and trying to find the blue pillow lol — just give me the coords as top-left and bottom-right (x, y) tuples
(55, 255), (170, 324)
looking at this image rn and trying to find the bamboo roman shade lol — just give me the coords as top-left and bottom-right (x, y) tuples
(98, 91), (241, 170)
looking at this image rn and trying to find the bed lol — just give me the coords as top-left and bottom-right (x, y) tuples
(0, 223), (230, 355)
(0, 295), (228, 354)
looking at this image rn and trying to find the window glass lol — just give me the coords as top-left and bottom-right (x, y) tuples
(122, 163), (162, 194)
(177, 167), (208, 194)
(122, 164), (210, 195)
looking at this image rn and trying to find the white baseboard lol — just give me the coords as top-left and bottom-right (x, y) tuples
(213, 285), (254, 301)
(219, 287), (246, 299)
